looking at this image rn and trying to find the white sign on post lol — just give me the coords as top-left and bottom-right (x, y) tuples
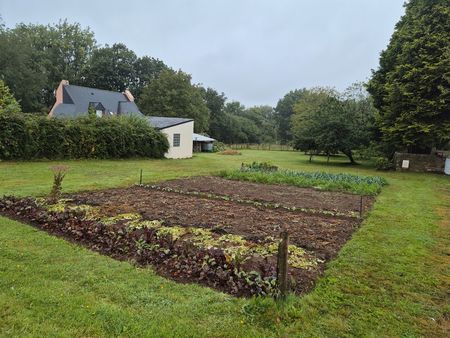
(402, 160), (410, 169)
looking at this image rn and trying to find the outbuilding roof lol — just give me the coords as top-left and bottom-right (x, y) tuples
(147, 116), (193, 130)
(192, 133), (216, 142)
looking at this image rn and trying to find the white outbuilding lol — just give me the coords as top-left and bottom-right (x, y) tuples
(148, 117), (194, 159)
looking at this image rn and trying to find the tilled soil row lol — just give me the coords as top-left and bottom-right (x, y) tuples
(154, 176), (374, 214)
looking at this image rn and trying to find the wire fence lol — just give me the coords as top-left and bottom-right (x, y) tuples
(227, 143), (295, 151)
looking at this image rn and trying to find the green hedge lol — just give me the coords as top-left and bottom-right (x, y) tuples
(0, 114), (169, 160)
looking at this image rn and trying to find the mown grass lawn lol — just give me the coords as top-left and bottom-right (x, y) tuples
(0, 151), (449, 337)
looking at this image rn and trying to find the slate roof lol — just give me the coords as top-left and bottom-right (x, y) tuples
(50, 83), (194, 130)
(147, 116), (193, 130)
(51, 84), (142, 118)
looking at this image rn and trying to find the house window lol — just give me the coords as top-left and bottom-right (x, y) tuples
(96, 110), (103, 118)
(173, 133), (181, 147)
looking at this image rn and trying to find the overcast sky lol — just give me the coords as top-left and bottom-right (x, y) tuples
(1, 0), (405, 107)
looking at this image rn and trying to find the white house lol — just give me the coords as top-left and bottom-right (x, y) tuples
(49, 80), (195, 159)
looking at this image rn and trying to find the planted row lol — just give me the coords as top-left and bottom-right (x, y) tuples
(218, 164), (387, 195)
(144, 184), (357, 218)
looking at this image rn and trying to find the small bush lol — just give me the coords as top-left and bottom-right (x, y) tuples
(375, 157), (395, 171)
(212, 141), (226, 152)
(49, 165), (69, 202)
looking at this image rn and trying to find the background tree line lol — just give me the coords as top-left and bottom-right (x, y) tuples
(1, 0), (449, 161)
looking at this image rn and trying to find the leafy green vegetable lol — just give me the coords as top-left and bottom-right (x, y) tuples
(218, 166), (387, 195)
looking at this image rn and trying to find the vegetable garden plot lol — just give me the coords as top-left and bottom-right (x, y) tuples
(0, 182), (365, 297)
(72, 186), (360, 258)
(150, 176), (374, 216)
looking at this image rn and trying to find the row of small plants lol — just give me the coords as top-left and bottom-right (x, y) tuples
(143, 184), (357, 218)
(241, 161), (279, 172)
(218, 162), (388, 195)
(0, 196), (318, 297)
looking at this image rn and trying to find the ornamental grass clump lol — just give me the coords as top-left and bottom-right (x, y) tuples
(48, 165), (69, 203)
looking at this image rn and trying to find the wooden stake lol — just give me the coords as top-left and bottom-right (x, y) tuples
(359, 195), (363, 218)
(277, 228), (289, 300)
(139, 169), (143, 185)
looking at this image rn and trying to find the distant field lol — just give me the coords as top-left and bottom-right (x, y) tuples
(0, 151), (449, 337)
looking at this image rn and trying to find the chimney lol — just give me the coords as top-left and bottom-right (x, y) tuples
(123, 89), (135, 102)
(49, 80), (69, 117)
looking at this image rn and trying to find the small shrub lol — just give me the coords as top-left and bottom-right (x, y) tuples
(375, 157), (395, 171)
(212, 141), (226, 152)
(49, 165), (69, 202)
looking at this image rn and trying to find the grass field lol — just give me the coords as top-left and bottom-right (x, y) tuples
(1, 151), (449, 337)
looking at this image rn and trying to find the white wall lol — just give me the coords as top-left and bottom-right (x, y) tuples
(162, 121), (194, 159)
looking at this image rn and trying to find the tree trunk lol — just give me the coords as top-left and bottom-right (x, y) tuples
(343, 150), (356, 164)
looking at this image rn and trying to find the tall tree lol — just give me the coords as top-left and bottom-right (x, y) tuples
(130, 56), (168, 102)
(201, 87), (227, 138)
(241, 105), (277, 143)
(0, 20), (95, 112)
(292, 87), (375, 163)
(213, 102), (277, 144)
(0, 80), (21, 114)
(82, 43), (137, 92)
(275, 89), (307, 144)
(221, 102), (251, 143)
(342, 82), (378, 149)
(139, 69), (210, 132)
(367, 0), (450, 155)
(0, 24), (46, 112)
(45, 20), (96, 98)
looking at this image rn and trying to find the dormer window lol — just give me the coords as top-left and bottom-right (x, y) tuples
(89, 102), (106, 118)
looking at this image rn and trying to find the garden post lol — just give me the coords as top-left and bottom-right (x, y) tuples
(359, 196), (363, 218)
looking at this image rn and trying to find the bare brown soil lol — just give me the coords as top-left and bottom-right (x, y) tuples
(154, 176), (374, 214)
(72, 186), (361, 261)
